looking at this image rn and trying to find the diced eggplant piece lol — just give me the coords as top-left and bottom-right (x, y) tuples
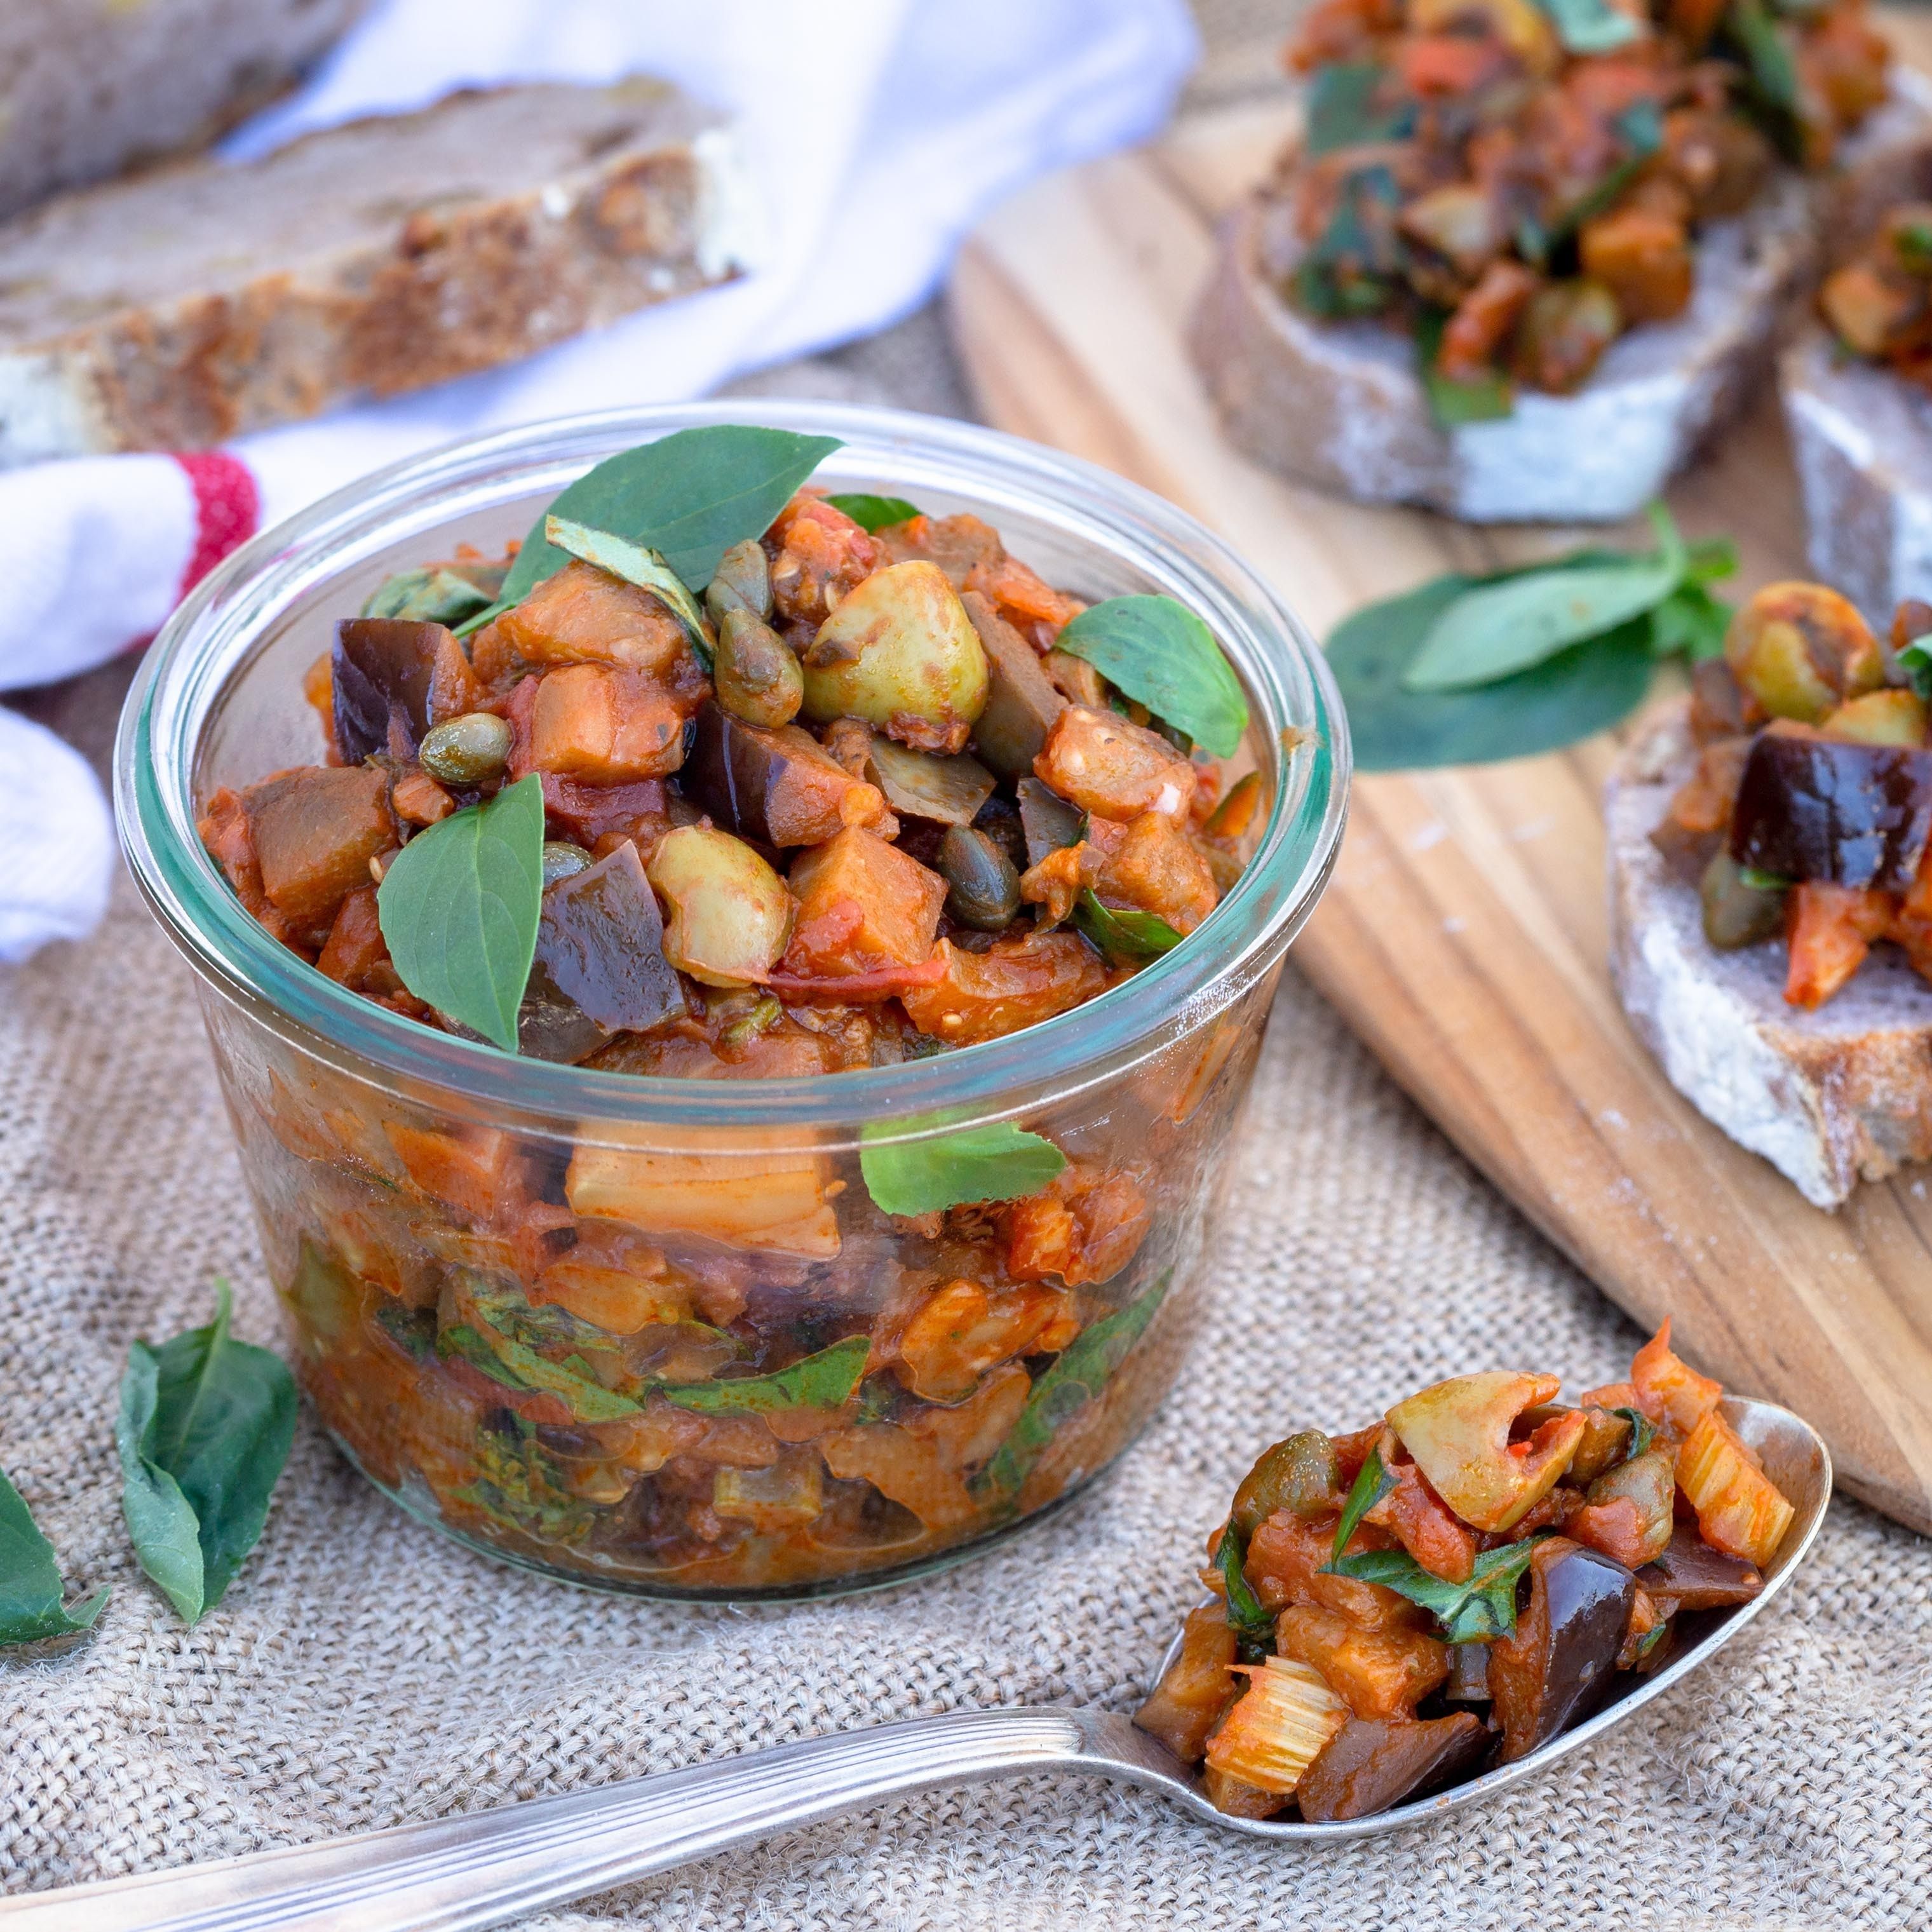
(534, 841), (684, 1036)
(1034, 706), (1194, 821)
(517, 959), (611, 1065)
(682, 703), (885, 847)
(788, 828), (947, 973)
(527, 665), (687, 783)
(1635, 1524), (1765, 1611)
(1133, 1602), (1240, 1765)
(332, 619), (470, 764)
(1443, 1643), (1490, 1702)
(1488, 1536), (1637, 1763)
(1295, 1713), (1491, 1822)
(1729, 729), (1932, 893)
(964, 589), (1066, 780)
(244, 766), (394, 926)
(1017, 776), (1086, 865)
(864, 737), (997, 827)
(539, 777), (668, 852)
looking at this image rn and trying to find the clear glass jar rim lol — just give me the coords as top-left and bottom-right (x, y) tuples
(116, 402), (1350, 1138)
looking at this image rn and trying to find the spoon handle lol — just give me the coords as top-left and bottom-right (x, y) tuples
(0, 1706), (1182, 1932)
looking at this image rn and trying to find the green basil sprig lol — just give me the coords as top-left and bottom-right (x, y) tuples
(974, 1274), (1169, 1500)
(459, 425), (841, 633)
(1216, 1518), (1279, 1663)
(1416, 309), (1512, 430)
(860, 1120), (1068, 1217)
(1073, 889), (1184, 966)
(543, 515), (710, 661)
(1303, 61), (1415, 156)
(825, 493), (921, 532)
(1614, 1405), (1658, 1462)
(361, 564), (501, 627)
(1327, 1536), (1545, 1644)
(117, 1281), (297, 1626)
(1057, 595), (1248, 758)
(440, 1323), (641, 1424)
(657, 1336), (872, 1415)
(0, 1466), (107, 1648)
(377, 773), (545, 1051)
(1328, 507), (1738, 771)
(1896, 635), (1932, 701)
(1330, 1443), (1397, 1565)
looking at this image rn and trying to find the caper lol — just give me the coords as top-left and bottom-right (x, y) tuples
(418, 711), (512, 785)
(705, 538), (773, 623)
(542, 840), (595, 887)
(937, 825), (1021, 931)
(715, 607), (804, 727)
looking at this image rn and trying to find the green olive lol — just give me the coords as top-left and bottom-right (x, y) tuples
(1230, 1431), (1342, 1537)
(936, 825), (1020, 931)
(645, 825), (795, 986)
(715, 607), (804, 727)
(542, 841), (595, 888)
(705, 538), (773, 623)
(418, 711), (512, 785)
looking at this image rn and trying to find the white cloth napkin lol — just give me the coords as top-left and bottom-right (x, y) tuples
(0, 0), (1196, 963)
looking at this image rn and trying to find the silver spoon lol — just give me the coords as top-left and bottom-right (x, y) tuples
(0, 1396), (1828, 1932)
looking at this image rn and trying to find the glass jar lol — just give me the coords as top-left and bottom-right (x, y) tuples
(116, 403), (1349, 1600)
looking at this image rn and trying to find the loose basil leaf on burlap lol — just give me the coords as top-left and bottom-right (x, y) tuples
(861, 1121), (1067, 1217)
(974, 1275), (1170, 1500)
(378, 773), (545, 1051)
(1330, 1444), (1396, 1566)
(1073, 889), (1184, 966)
(496, 426), (841, 611)
(1614, 1406), (1659, 1461)
(1417, 310), (1513, 430)
(360, 565), (498, 627)
(1403, 505), (1686, 692)
(825, 493), (921, 532)
(1304, 60), (1414, 155)
(1217, 1520), (1278, 1663)
(544, 515), (710, 659)
(117, 1280), (297, 1626)
(1536, 0), (1642, 55)
(1328, 576), (1656, 771)
(1057, 595), (1248, 758)
(0, 1466), (107, 1648)
(1330, 1536), (1544, 1643)
(657, 1336), (872, 1415)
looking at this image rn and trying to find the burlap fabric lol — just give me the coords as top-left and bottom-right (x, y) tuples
(6, 296), (1931, 1932)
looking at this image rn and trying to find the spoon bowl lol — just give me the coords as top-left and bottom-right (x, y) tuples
(0, 1397), (1829, 1930)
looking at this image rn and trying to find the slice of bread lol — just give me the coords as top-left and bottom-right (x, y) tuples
(0, 0), (370, 222)
(1781, 118), (1932, 625)
(1607, 701), (1932, 1208)
(1190, 81), (1931, 524)
(0, 81), (757, 466)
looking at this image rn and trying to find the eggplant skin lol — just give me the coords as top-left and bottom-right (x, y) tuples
(332, 619), (447, 764)
(1729, 731), (1932, 892)
(1295, 1713), (1491, 1822)
(1490, 1537), (1637, 1765)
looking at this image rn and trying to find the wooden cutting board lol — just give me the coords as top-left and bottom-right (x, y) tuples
(947, 18), (1932, 1536)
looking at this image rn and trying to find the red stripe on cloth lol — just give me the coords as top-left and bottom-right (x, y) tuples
(172, 452), (261, 598)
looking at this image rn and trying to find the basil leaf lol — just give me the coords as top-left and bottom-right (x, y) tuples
(1330, 1444), (1396, 1566)
(1330, 1536), (1543, 1642)
(1543, 102), (1664, 256)
(1649, 582), (1733, 662)
(825, 493), (921, 532)
(1536, 0), (1642, 55)
(456, 1417), (595, 1544)
(1614, 1405), (1659, 1461)
(360, 565), (497, 627)
(1736, 865), (1792, 890)
(378, 773), (545, 1051)
(1728, 0), (1800, 113)
(1216, 1520), (1278, 1663)
(496, 426), (841, 609)
(1403, 505), (1686, 692)
(860, 1120), (1068, 1217)
(1292, 163), (1402, 320)
(1417, 309), (1513, 430)
(543, 515), (710, 663)
(0, 1465), (107, 1648)
(974, 1274), (1169, 1499)
(658, 1335), (871, 1415)
(1897, 637), (1932, 702)
(1328, 576), (1656, 771)
(116, 1280), (296, 1625)
(1304, 61), (1414, 156)
(1073, 889), (1184, 965)
(1056, 595), (1248, 758)
(453, 1323), (640, 1423)
(1685, 536), (1739, 587)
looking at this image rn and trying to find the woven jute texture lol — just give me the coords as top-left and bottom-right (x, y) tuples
(4, 309), (1930, 1929)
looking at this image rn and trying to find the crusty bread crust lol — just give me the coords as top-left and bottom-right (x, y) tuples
(1780, 98), (1932, 625)
(1190, 78), (1932, 524)
(0, 81), (757, 464)
(1607, 700), (1932, 1208)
